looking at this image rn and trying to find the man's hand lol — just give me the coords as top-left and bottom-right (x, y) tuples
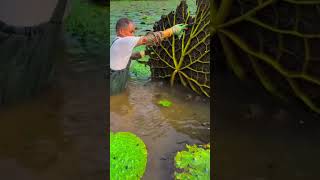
(139, 51), (145, 58)
(171, 24), (188, 36)
(130, 51), (145, 60)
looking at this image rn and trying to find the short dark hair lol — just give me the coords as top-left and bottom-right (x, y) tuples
(116, 18), (133, 33)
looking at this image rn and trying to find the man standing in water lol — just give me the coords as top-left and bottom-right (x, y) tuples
(110, 18), (188, 95)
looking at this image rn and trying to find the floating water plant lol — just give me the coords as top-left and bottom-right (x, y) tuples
(146, 0), (210, 97)
(130, 60), (152, 79)
(213, 0), (320, 113)
(174, 144), (210, 180)
(158, 99), (173, 107)
(110, 132), (147, 180)
(129, 46), (152, 79)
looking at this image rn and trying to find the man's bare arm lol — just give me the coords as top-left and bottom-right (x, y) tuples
(135, 28), (174, 47)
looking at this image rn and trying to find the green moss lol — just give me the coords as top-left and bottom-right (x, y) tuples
(175, 144), (210, 180)
(110, 132), (148, 180)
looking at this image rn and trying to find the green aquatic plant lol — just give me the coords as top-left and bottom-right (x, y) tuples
(146, 0), (211, 97)
(65, 0), (109, 58)
(130, 45), (152, 79)
(213, 0), (320, 113)
(175, 144), (210, 180)
(158, 99), (173, 107)
(130, 60), (152, 79)
(110, 132), (147, 180)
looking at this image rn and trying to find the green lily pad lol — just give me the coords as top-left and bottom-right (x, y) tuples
(175, 144), (210, 180)
(110, 132), (148, 180)
(158, 100), (172, 107)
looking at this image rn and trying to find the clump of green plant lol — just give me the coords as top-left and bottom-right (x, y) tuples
(158, 99), (173, 107)
(64, 0), (109, 57)
(110, 132), (147, 180)
(175, 144), (210, 180)
(129, 45), (152, 79)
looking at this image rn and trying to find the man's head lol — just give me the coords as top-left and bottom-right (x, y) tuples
(116, 18), (135, 37)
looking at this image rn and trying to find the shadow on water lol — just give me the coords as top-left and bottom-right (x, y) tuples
(214, 67), (320, 180)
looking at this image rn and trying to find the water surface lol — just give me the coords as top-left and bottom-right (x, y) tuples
(110, 80), (210, 179)
(0, 45), (107, 180)
(110, 1), (209, 179)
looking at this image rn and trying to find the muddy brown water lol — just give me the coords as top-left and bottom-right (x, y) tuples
(110, 1), (210, 178)
(110, 79), (210, 179)
(0, 48), (107, 180)
(0, 41), (210, 180)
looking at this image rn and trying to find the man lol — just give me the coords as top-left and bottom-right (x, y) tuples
(110, 17), (188, 95)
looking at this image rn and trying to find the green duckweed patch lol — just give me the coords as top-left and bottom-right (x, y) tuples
(110, 132), (148, 180)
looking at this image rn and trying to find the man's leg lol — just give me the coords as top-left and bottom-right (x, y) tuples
(110, 69), (129, 96)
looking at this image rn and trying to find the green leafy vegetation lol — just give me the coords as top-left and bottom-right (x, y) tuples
(130, 45), (152, 80)
(147, 0), (210, 97)
(110, 132), (148, 180)
(213, 0), (320, 113)
(65, 0), (109, 58)
(130, 60), (152, 80)
(175, 144), (210, 180)
(158, 99), (173, 107)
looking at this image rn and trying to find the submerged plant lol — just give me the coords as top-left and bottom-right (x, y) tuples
(175, 144), (210, 180)
(213, 0), (320, 113)
(146, 0), (211, 97)
(110, 132), (147, 180)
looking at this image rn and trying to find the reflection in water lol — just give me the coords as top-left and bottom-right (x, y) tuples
(110, 80), (210, 180)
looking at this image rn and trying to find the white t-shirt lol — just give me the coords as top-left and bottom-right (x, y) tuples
(110, 36), (141, 70)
